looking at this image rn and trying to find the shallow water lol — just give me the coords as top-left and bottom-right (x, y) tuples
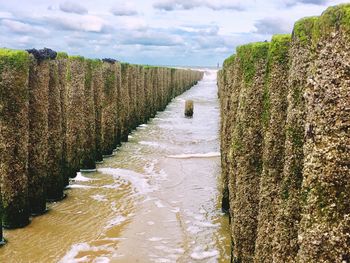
(0, 69), (230, 263)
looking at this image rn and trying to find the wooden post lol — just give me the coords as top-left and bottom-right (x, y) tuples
(185, 100), (194, 117)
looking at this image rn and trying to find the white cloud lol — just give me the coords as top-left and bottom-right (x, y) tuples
(153, 0), (244, 11)
(44, 15), (109, 33)
(111, 3), (139, 16)
(253, 18), (292, 35)
(0, 11), (14, 19)
(59, 1), (88, 15)
(1, 19), (49, 35)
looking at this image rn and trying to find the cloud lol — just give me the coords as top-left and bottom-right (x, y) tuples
(285, 0), (329, 6)
(177, 24), (220, 36)
(44, 15), (109, 33)
(0, 11), (13, 19)
(59, 1), (88, 15)
(121, 31), (183, 46)
(253, 18), (292, 35)
(153, 0), (244, 11)
(111, 3), (138, 16)
(1, 19), (49, 35)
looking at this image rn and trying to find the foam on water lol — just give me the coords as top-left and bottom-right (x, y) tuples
(154, 200), (165, 208)
(66, 184), (94, 189)
(98, 168), (154, 195)
(148, 237), (163, 242)
(139, 141), (161, 147)
(105, 215), (128, 229)
(59, 242), (114, 263)
(91, 194), (108, 202)
(190, 248), (219, 260)
(166, 152), (220, 159)
(73, 172), (93, 182)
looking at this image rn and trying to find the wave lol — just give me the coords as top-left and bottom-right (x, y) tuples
(166, 152), (220, 159)
(98, 168), (155, 195)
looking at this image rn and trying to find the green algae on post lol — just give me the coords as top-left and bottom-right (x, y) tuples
(91, 60), (104, 163)
(229, 42), (269, 263)
(297, 4), (350, 262)
(57, 55), (70, 186)
(255, 34), (291, 263)
(66, 56), (86, 178)
(46, 59), (65, 201)
(80, 59), (97, 170)
(0, 49), (30, 228)
(184, 100), (194, 117)
(273, 17), (315, 263)
(27, 55), (50, 215)
(101, 62), (117, 156)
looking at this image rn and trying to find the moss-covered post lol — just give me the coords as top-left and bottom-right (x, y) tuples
(184, 100), (194, 117)
(217, 56), (239, 214)
(298, 5), (350, 262)
(129, 65), (137, 130)
(273, 17), (316, 263)
(80, 59), (97, 170)
(120, 63), (130, 142)
(144, 67), (152, 121)
(254, 34), (291, 262)
(46, 59), (64, 201)
(66, 56), (85, 178)
(57, 52), (70, 186)
(27, 54), (50, 215)
(101, 61), (117, 156)
(0, 49), (30, 228)
(92, 60), (104, 163)
(229, 43), (270, 262)
(114, 62), (122, 147)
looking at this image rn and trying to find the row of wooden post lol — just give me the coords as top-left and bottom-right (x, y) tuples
(0, 49), (204, 243)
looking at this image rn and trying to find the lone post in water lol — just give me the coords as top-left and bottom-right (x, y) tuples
(185, 100), (194, 117)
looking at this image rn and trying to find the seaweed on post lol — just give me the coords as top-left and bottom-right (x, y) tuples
(81, 59), (97, 170)
(57, 52), (70, 186)
(0, 49), (30, 228)
(66, 56), (85, 178)
(46, 59), (64, 201)
(254, 34), (292, 262)
(92, 60), (104, 163)
(101, 61), (117, 156)
(27, 50), (51, 215)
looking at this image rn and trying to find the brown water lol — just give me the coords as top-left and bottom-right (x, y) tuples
(0, 69), (230, 263)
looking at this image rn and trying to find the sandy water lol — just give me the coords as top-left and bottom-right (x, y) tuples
(0, 69), (230, 263)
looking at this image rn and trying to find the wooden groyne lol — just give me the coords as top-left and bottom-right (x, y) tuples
(218, 4), (350, 262)
(0, 50), (203, 242)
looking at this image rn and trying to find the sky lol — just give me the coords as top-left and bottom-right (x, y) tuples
(0, 0), (348, 66)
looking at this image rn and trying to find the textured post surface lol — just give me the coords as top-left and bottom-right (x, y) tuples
(46, 60), (64, 201)
(28, 56), (50, 215)
(255, 35), (291, 263)
(0, 49), (30, 228)
(81, 59), (97, 170)
(66, 56), (85, 178)
(184, 100), (194, 117)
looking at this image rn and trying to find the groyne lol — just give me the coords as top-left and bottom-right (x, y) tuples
(0, 50), (203, 243)
(218, 4), (350, 262)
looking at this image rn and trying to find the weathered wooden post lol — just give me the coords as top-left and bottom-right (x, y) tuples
(66, 56), (85, 178)
(0, 49), (30, 229)
(92, 60), (104, 163)
(185, 100), (194, 117)
(57, 52), (70, 186)
(81, 59), (97, 170)
(101, 61), (117, 156)
(47, 59), (65, 201)
(27, 49), (52, 215)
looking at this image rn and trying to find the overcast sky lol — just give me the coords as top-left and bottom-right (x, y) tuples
(0, 0), (347, 66)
